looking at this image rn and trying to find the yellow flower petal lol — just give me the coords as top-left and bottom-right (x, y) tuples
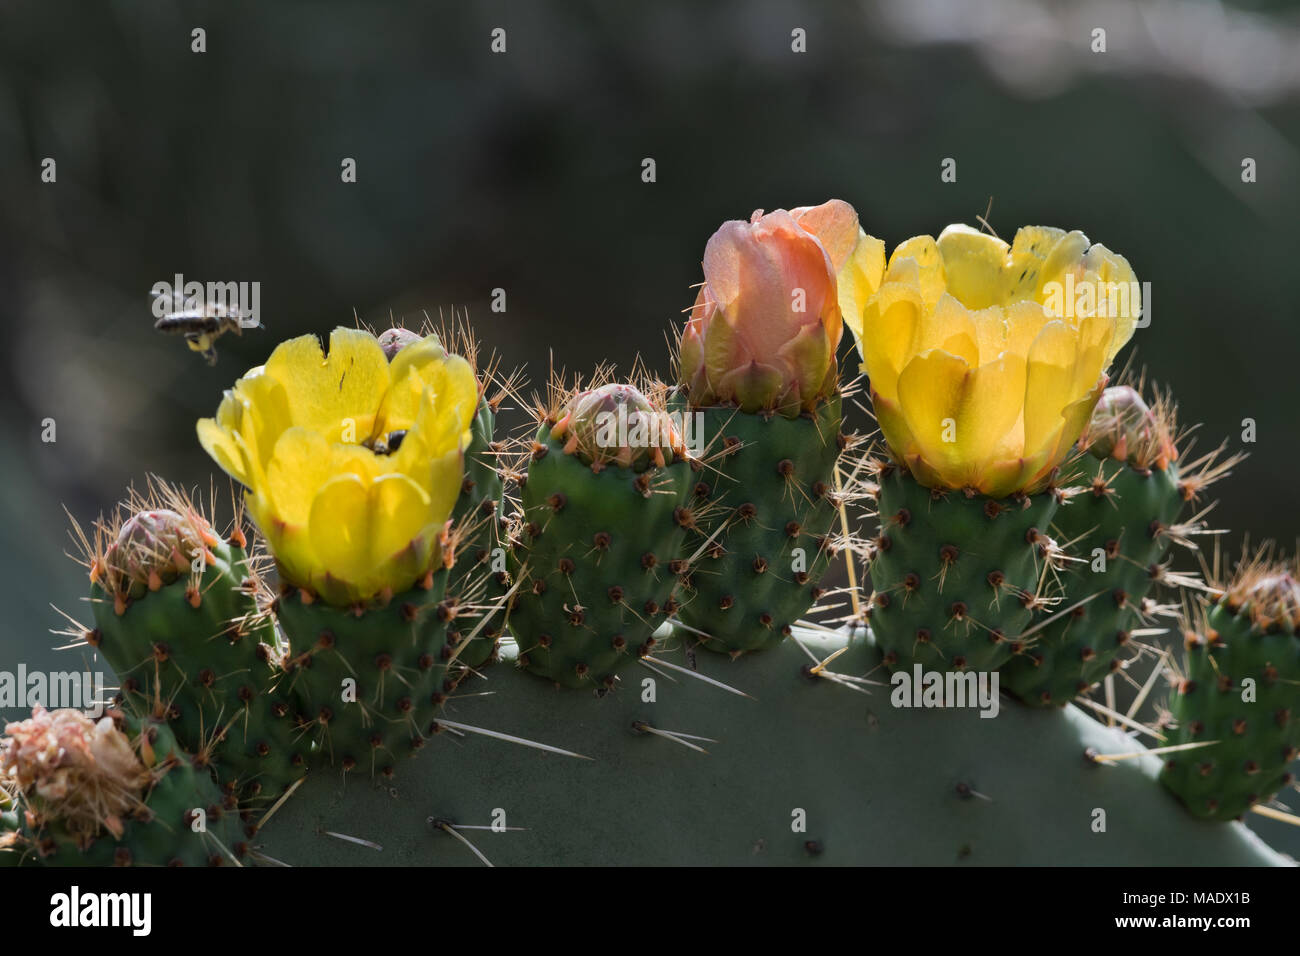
(871, 395), (912, 455)
(896, 349), (1026, 488)
(391, 388), (472, 522)
(421, 446), (468, 537)
(1021, 380), (1107, 492)
(958, 353), (1028, 466)
(835, 233), (887, 343)
(913, 293), (979, 366)
(858, 282), (923, 404)
(379, 334), (452, 432)
(1083, 244), (1141, 360)
(388, 332), (448, 382)
(862, 224), (1137, 496)
(264, 328), (391, 443)
(306, 473), (438, 602)
(231, 370), (292, 468)
(936, 224), (1009, 311)
(1029, 230), (1091, 304)
(197, 417), (251, 486)
(1002, 300), (1054, 359)
(421, 353), (479, 448)
(894, 350), (972, 481)
(198, 326), (475, 605)
(886, 235), (946, 306)
(305, 473), (372, 595)
(366, 473), (435, 574)
(1000, 225), (1069, 301)
(970, 305), (1010, 365)
(1023, 321), (1086, 457)
(263, 429), (350, 529)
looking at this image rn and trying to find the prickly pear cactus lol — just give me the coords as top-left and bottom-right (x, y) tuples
(11, 201), (1294, 869)
(1161, 557), (1300, 821)
(1, 706), (246, 866)
(82, 485), (307, 802)
(507, 381), (693, 688)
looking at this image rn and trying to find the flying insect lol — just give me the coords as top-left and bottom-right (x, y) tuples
(152, 292), (261, 365)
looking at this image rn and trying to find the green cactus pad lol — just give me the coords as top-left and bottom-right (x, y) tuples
(675, 394), (843, 655)
(507, 425), (693, 689)
(1161, 598), (1300, 821)
(869, 464), (1060, 674)
(277, 569), (461, 777)
(6, 715), (246, 867)
(1002, 461), (1183, 706)
(91, 537), (307, 801)
(447, 397), (508, 670)
(254, 626), (1285, 866)
(452, 399), (505, 536)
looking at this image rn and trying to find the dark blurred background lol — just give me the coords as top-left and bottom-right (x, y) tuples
(2, 0), (1299, 843)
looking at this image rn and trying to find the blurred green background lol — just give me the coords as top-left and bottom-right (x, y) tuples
(2, 0), (1298, 849)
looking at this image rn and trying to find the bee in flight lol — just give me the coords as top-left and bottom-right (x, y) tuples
(152, 292), (261, 365)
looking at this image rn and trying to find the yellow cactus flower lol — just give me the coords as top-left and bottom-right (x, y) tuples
(853, 224), (1140, 497)
(197, 327), (478, 606)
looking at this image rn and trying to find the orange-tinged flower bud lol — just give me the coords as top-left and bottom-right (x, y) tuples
(103, 509), (210, 601)
(552, 383), (683, 471)
(1079, 385), (1176, 467)
(679, 202), (880, 417)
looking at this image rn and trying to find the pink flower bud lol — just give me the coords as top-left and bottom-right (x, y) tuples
(679, 207), (843, 415)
